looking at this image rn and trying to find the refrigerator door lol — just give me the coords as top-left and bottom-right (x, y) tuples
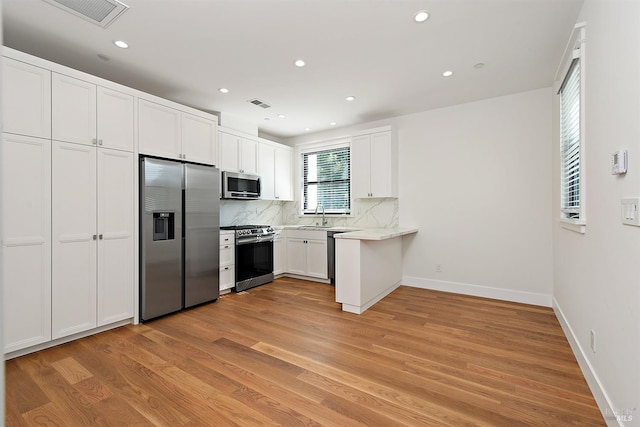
(140, 157), (183, 321)
(184, 163), (220, 307)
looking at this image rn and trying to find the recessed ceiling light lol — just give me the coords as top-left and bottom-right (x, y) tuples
(114, 40), (129, 49)
(345, 96), (356, 101)
(219, 88), (229, 93)
(304, 127), (311, 131)
(330, 122), (337, 126)
(414, 10), (429, 23)
(278, 114), (286, 119)
(294, 59), (306, 67)
(442, 70), (454, 77)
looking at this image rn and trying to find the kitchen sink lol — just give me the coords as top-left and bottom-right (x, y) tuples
(298, 225), (332, 229)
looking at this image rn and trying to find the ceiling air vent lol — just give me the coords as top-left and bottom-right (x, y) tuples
(41, 0), (129, 28)
(248, 98), (272, 109)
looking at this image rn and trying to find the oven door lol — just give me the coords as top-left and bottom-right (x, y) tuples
(235, 236), (274, 284)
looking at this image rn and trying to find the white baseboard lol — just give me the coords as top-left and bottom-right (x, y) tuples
(402, 276), (552, 307)
(553, 298), (619, 427)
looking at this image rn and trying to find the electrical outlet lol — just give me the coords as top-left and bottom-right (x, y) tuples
(435, 264), (442, 273)
(590, 329), (596, 353)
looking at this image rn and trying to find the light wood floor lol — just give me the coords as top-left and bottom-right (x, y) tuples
(6, 277), (604, 426)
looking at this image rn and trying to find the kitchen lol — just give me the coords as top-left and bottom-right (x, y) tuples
(2, 0), (639, 425)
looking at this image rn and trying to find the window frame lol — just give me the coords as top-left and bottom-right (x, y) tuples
(557, 23), (586, 233)
(297, 138), (352, 216)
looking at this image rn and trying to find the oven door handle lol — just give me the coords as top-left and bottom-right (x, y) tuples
(236, 234), (275, 245)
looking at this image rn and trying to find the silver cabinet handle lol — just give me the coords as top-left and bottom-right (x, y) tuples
(98, 139), (103, 146)
(92, 234), (97, 240)
(92, 138), (97, 145)
(99, 234), (103, 240)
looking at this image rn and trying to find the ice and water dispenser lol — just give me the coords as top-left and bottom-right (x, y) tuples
(153, 212), (175, 241)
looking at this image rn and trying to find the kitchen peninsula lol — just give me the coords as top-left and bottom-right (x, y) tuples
(334, 227), (418, 314)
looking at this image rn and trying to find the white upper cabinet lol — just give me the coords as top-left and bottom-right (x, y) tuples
(52, 74), (135, 152)
(182, 112), (218, 165)
(351, 127), (398, 199)
(218, 130), (258, 173)
(239, 138), (258, 174)
(2, 57), (51, 139)
(258, 143), (276, 200)
(259, 142), (293, 201)
(2, 134), (52, 352)
(274, 145), (293, 201)
(139, 99), (217, 165)
(52, 73), (97, 146)
(138, 99), (182, 159)
(97, 87), (135, 152)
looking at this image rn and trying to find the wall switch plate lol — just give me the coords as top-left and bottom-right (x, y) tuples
(621, 198), (640, 226)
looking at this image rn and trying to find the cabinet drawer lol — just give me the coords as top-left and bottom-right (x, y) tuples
(220, 232), (234, 245)
(220, 265), (235, 291)
(220, 244), (234, 266)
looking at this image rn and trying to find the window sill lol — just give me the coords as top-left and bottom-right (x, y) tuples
(560, 219), (586, 234)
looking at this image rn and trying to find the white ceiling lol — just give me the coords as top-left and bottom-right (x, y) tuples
(2, 0), (583, 139)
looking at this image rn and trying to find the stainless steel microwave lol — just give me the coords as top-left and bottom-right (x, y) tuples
(222, 171), (261, 200)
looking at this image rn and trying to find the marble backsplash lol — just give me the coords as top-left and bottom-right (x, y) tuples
(220, 198), (399, 228)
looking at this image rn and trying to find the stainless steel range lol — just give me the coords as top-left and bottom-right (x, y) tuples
(220, 225), (275, 292)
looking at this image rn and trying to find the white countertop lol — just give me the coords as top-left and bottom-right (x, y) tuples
(273, 225), (418, 240)
(333, 227), (418, 241)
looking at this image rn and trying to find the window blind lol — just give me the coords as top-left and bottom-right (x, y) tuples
(303, 147), (350, 214)
(560, 57), (581, 219)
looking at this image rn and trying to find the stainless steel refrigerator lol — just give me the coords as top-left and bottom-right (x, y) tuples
(140, 157), (220, 321)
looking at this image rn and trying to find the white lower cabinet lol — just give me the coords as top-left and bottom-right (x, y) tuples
(220, 231), (235, 292)
(96, 149), (135, 325)
(285, 230), (328, 279)
(273, 228), (286, 275)
(2, 134), (52, 352)
(52, 141), (134, 340)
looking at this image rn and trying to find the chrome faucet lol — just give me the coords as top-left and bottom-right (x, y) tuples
(315, 204), (327, 226)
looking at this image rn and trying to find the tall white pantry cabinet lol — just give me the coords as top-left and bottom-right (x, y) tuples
(2, 53), (136, 354)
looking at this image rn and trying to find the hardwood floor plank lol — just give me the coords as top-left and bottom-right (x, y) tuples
(5, 279), (605, 426)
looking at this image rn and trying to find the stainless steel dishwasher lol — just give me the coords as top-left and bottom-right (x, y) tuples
(327, 231), (345, 285)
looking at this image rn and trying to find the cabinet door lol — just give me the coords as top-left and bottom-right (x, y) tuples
(258, 143), (275, 200)
(2, 58), (51, 139)
(97, 148), (134, 326)
(274, 146), (293, 201)
(351, 134), (372, 198)
(370, 131), (394, 197)
(2, 134), (52, 352)
(138, 99), (181, 160)
(52, 73), (97, 146)
(239, 138), (258, 174)
(286, 238), (307, 275)
(52, 141), (97, 339)
(218, 131), (239, 172)
(182, 113), (217, 165)
(306, 239), (328, 279)
(274, 236), (286, 275)
(97, 87), (134, 152)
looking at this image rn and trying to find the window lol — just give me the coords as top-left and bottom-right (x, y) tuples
(558, 24), (585, 227)
(302, 146), (350, 214)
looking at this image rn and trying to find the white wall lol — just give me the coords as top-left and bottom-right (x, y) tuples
(288, 88), (554, 306)
(553, 1), (640, 424)
(398, 89), (554, 305)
